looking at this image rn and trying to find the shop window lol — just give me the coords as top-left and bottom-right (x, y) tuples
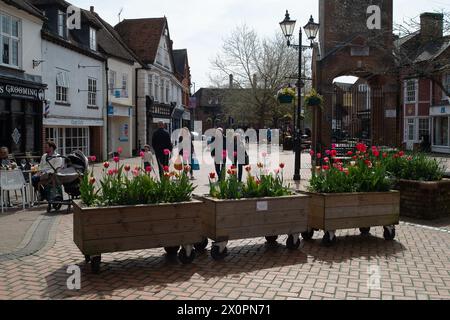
(1, 13), (20, 67)
(56, 70), (69, 103)
(433, 117), (449, 147)
(88, 78), (97, 106)
(405, 79), (416, 103)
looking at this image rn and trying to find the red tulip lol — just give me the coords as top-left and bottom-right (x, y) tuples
(117, 147), (123, 154)
(140, 151), (145, 158)
(373, 150), (380, 157)
(245, 166), (252, 172)
(89, 155), (97, 162)
(316, 153), (322, 159)
(89, 177), (96, 185)
(107, 169), (114, 176)
(399, 151), (405, 157)
(163, 166), (170, 172)
(279, 163), (285, 169)
(145, 166), (152, 172)
(325, 150), (331, 155)
(324, 157), (330, 163)
(113, 156), (120, 163)
(209, 172), (216, 179)
(309, 150), (315, 156)
(103, 162), (110, 169)
(330, 150), (337, 158)
(163, 149), (171, 156)
(124, 165), (131, 172)
(382, 153), (388, 159)
(332, 144), (337, 149)
(347, 151), (353, 156)
(322, 165), (330, 171)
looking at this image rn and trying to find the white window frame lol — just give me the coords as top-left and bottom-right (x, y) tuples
(89, 27), (97, 51)
(165, 81), (170, 103)
(121, 73), (128, 98)
(57, 10), (67, 38)
(1, 13), (20, 68)
(418, 117), (430, 141)
(443, 73), (450, 100)
(56, 69), (69, 103)
(405, 79), (417, 103)
(406, 118), (416, 141)
(109, 70), (116, 95)
(45, 127), (90, 156)
(154, 76), (159, 101)
(160, 79), (165, 103)
(88, 78), (97, 107)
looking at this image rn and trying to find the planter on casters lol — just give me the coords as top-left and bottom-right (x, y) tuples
(300, 191), (400, 246)
(197, 194), (310, 260)
(73, 200), (208, 273)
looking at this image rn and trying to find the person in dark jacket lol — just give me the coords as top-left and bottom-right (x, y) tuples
(152, 121), (173, 177)
(208, 128), (226, 179)
(228, 133), (249, 182)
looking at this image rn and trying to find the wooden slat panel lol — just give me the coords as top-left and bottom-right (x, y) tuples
(324, 192), (399, 208)
(81, 203), (203, 225)
(83, 218), (202, 241)
(309, 194), (325, 230)
(324, 215), (399, 231)
(325, 204), (398, 219)
(73, 205), (83, 252)
(213, 196), (309, 215)
(216, 209), (307, 229)
(82, 231), (203, 255)
(216, 222), (308, 241)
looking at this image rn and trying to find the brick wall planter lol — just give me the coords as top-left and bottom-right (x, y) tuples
(73, 200), (207, 273)
(398, 179), (450, 220)
(300, 191), (400, 246)
(198, 194), (310, 260)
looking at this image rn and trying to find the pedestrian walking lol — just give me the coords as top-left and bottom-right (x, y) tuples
(152, 121), (173, 177)
(209, 128), (226, 179)
(229, 132), (249, 182)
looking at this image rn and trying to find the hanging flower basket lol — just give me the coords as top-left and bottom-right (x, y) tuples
(278, 94), (294, 104)
(277, 87), (296, 105)
(304, 89), (324, 108)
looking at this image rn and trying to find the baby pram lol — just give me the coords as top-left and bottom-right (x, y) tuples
(43, 150), (88, 213)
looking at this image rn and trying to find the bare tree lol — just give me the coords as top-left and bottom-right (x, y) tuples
(210, 25), (307, 128)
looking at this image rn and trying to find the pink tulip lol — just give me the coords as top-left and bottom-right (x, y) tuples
(140, 151), (145, 158)
(163, 149), (171, 156)
(117, 147), (123, 154)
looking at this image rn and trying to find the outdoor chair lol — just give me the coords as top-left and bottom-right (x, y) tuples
(0, 170), (28, 213)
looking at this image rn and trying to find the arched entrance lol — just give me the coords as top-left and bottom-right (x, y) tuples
(312, 0), (400, 151)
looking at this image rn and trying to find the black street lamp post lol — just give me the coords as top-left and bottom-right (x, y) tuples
(280, 11), (319, 181)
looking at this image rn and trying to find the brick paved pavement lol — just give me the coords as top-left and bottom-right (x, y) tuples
(0, 212), (449, 300)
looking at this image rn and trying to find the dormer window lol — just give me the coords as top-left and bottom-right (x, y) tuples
(57, 10), (67, 38)
(89, 27), (96, 51)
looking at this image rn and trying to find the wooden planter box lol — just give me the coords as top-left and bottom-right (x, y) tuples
(398, 179), (450, 220)
(73, 200), (207, 271)
(198, 194), (309, 259)
(302, 191), (400, 244)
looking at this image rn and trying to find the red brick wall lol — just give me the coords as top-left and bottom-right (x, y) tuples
(399, 179), (450, 219)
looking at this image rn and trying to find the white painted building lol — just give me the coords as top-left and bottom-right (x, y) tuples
(32, 1), (106, 159)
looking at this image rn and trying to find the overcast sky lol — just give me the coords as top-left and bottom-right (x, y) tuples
(72, 0), (450, 90)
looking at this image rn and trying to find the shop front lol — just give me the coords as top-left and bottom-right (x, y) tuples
(146, 99), (173, 149)
(0, 78), (46, 156)
(108, 104), (133, 158)
(43, 117), (104, 158)
(431, 105), (450, 154)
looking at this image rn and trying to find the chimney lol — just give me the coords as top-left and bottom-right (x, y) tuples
(90, 6), (95, 13)
(420, 13), (443, 43)
(229, 74), (233, 89)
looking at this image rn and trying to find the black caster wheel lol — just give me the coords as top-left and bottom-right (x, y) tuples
(84, 255), (91, 264)
(211, 245), (228, 261)
(286, 235), (301, 250)
(383, 227), (396, 241)
(360, 227), (371, 236)
(322, 231), (337, 247)
(164, 246), (180, 255)
(178, 247), (196, 264)
(194, 238), (208, 252)
(91, 255), (101, 274)
(265, 236), (279, 244)
(301, 230), (315, 241)
(53, 203), (62, 212)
